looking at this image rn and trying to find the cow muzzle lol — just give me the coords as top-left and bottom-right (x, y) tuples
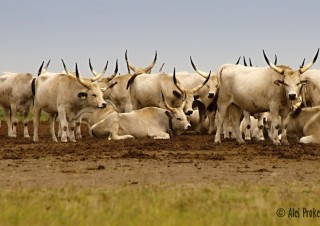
(288, 93), (297, 100)
(99, 102), (107, 108)
(185, 110), (193, 115)
(185, 124), (192, 130)
(208, 93), (215, 98)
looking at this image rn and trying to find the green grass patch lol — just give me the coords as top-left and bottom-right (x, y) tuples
(0, 183), (319, 226)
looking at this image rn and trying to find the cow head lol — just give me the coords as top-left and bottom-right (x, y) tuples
(162, 92), (191, 134)
(90, 60), (119, 91)
(125, 50), (157, 75)
(263, 49), (319, 101)
(172, 68), (211, 115)
(190, 56), (218, 99)
(75, 63), (107, 109)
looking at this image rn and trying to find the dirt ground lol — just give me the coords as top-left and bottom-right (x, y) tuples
(0, 122), (319, 189)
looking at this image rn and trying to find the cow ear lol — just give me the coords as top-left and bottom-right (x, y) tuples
(194, 94), (200, 100)
(78, 92), (88, 99)
(165, 110), (173, 119)
(173, 90), (182, 98)
(274, 80), (284, 86)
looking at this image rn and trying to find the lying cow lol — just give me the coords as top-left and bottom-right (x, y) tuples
(90, 94), (191, 139)
(285, 106), (320, 143)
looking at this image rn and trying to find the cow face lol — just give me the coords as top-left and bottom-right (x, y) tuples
(263, 49), (319, 101)
(166, 108), (191, 135)
(274, 68), (302, 101)
(78, 84), (107, 109)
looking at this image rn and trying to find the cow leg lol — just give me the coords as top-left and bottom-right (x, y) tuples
(195, 102), (206, 133)
(68, 120), (76, 142)
(256, 113), (265, 141)
(214, 103), (229, 144)
(2, 107), (13, 137)
(269, 107), (281, 145)
(280, 116), (289, 145)
(152, 133), (170, 139)
(75, 117), (82, 139)
(21, 106), (31, 138)
(243, 110), (251, 140)
(10, 104), (17, 137)
(48, 114), (58, 142)
(230, 105), (244, 144)
(57, 109), (68, 142)
(207, 110), (216, 134)
(33, 106), (41, 142)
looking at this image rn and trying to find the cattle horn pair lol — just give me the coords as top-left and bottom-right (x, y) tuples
(125, 50), (157, 74)
(37, 60), (51, 76)
(90, 59), (118, 82)
(263, 49), (319, 74)
(89, 59), (108, 82)
(173, 68), (211, 93)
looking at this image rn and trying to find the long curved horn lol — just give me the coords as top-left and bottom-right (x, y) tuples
(125, 49), (137, 72)
(144, 50), (157, 73)
(89, 59), (108, 82)
(235, 56), (241, 65)
(299, 58), (305, 68)
(274, 55), (277, 65)
(105, 60), (119, 82)
(190, 56), (207, 78)
(173, 68), (185, 93)
(37, 61), (44, 76)
(61, 59), (70, 74)
(75, 63), (90, 89)
(192, 71), (211, 92)
(161, 91), (175, 112)
(249, 58), (253, 67)
(243, 56), (247, 66)
(299, 48), (319, 74)
(263, 50), (284, 74)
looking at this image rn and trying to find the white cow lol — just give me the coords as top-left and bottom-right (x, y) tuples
(286, 106), (320, 143)
(127, 68), (210, 118)
(90, 94), (191, 139)
(96, 50), (158, 113)
(0, 60), (50, 138)
(214, 49), (319, 145)
(33, 63), (107, 142)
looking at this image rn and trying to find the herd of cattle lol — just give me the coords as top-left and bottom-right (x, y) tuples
(1, 49), (320, 145)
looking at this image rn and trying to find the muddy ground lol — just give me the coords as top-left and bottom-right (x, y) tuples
(0, 122), (319, 189)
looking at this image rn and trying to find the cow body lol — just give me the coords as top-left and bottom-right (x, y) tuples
(0, 72), (35, 137)
(90, 106), (191, 139)
(33, 70), (107, 142)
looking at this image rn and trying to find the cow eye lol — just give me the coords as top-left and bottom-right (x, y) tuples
(177, 118), (182, 121)
(92, 94), (97, 97)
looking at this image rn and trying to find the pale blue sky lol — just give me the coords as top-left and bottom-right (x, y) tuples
(0, 0), (319, 76)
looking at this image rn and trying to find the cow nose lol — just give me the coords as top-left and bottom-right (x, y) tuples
(208, 93), (215, 98)
(185, 110), (193, 115)
(100, 103), (107, 108)
(263, 118), (267, 125)
(187, 124), (192, 130)
(289, 93), (296, 100)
